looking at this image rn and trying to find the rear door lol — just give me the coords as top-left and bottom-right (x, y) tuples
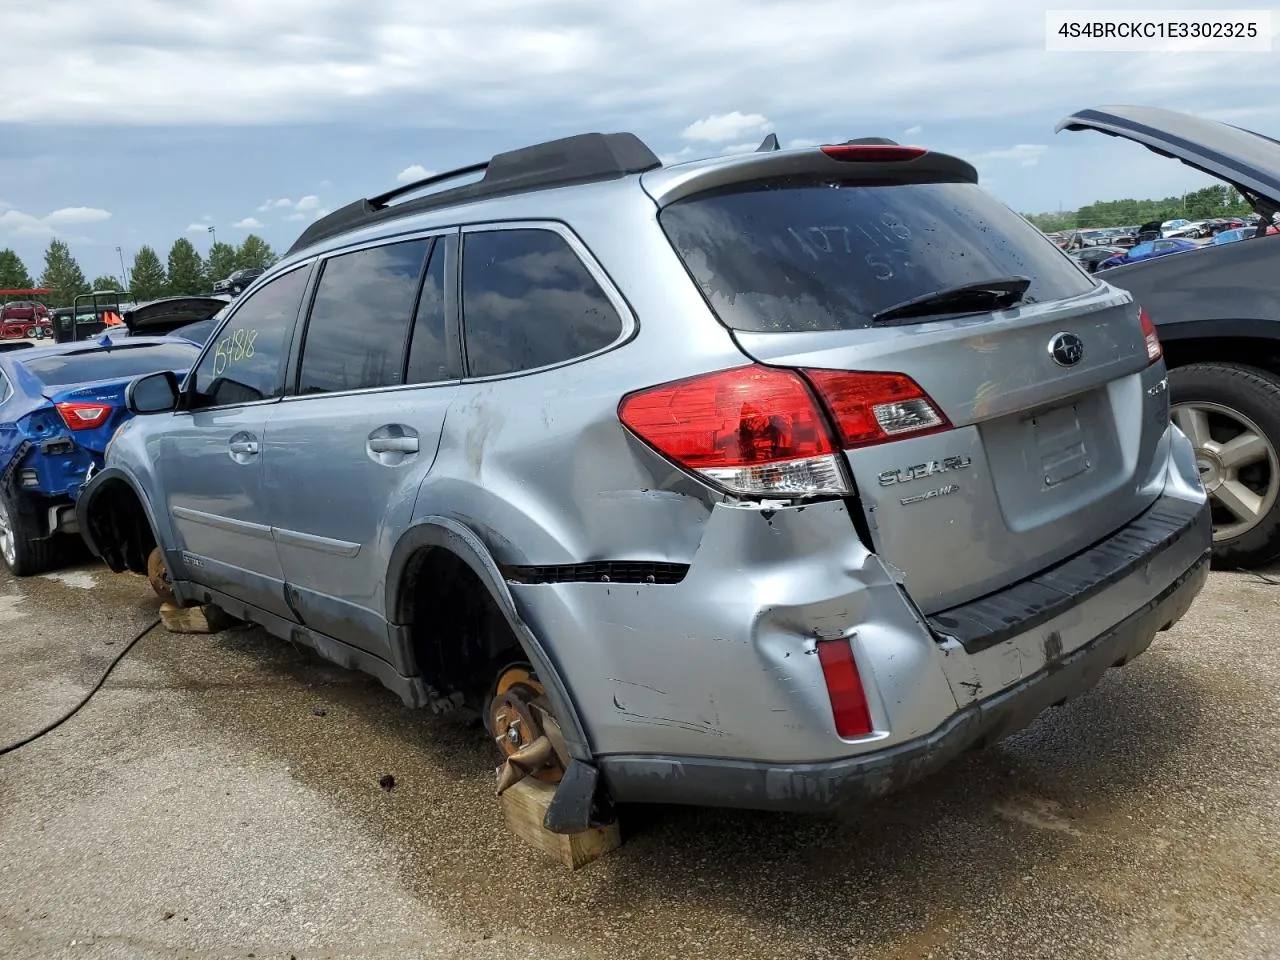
(657, 168), (1168, 613)
(158, 265), (312, 620)
(262, 233), (461, 655)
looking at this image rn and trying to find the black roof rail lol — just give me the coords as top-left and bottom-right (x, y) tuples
(368, 162), (490, 209)
(755, 133), (780, 152)
(287, 131), (662, 256)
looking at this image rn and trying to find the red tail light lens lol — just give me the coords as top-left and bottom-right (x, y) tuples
(56, 401), (112, 430)
(821, 144), (927, 162)
(1138, 307), (1162, 364)
(816, 638), (874, 738)
(803, 369), (950, 449)
(618, 365), (849, 498)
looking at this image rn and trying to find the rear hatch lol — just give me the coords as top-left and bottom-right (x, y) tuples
(651, 146), (1167, 613)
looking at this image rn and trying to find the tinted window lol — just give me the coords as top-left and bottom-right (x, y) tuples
(21, 343), (200, 387)
(297, 239), (429, 395)
(406, 240), (459, 384)
(461, 229), (623, 378)
(170, 315), (223, 346)
(191, 267), (309, 406)
(659, 180), (1097, 333)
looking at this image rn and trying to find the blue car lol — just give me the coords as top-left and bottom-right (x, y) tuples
(0, 335), (201, 575)
(1213, 227), (1255, 245)
(1097, 236), (1200, 270)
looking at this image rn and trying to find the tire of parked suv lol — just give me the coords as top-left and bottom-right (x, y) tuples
(1169, 362), (1280, 570)
(0, 491), (57, 577)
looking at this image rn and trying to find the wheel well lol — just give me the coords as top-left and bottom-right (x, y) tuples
(1162, 337), (1280, 378)
(402, 547), (522, 703)
(85, 478), (157, 574)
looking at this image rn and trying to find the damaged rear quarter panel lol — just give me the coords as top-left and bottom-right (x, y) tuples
(508, 498), (960, 764)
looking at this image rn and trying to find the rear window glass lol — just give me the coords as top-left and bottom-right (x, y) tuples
(659, 180), (1097, 333)
(21, 343), (200, 387)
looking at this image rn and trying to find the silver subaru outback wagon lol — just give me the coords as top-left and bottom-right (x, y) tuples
(77, 131), (1210, 830)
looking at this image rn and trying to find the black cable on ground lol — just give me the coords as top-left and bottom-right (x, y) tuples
(0, 617), (161, 757)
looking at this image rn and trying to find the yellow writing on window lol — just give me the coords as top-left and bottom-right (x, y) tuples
(211, 327), (260, 377)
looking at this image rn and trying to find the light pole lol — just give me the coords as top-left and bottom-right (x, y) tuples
(115, 246), (130, 293)
(207, 225), (216, 248)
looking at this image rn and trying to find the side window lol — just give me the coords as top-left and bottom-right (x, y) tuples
(296, 239), (430, 395)
(461, 228), (624, 378)
(0, 370), (10, 404)
(191, 267), (309, 408)
(405, 239), (459, 385)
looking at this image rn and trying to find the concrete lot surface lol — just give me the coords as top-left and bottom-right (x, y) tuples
(1, 561), (1277, 960)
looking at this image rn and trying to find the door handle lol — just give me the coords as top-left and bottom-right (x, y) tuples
(228, 440), (259, 456)
(368, 436), (418, 454)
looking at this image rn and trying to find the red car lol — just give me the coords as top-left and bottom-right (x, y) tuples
(0, 301), (53, 340)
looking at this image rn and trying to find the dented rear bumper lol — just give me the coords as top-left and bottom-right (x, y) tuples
(597, 545), (1208, 812)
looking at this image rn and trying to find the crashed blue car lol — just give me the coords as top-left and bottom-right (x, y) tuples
(0, 335), (200, 575)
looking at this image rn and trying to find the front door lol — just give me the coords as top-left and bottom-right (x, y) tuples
(160, 263), (313, 620)
(263, 234), (461, 656)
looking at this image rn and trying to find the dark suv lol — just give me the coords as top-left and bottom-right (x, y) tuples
(1059, 105), (1280, 568)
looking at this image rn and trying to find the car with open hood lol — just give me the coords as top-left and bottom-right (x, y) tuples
(1058, 104), (1280, 569)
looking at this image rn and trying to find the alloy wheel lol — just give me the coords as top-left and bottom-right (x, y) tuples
(0, 499), (16, 568)
(1172, 401), (1280, 542)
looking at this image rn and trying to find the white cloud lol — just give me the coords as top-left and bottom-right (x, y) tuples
(312, 207), (332, 220)
(972, 144), (1049, 168)
(396, 164), (433, 183)
(274, 198), (294, 208)
(0, 204), (113, 238)
(233, 217), (264, 229)
(720, 141), (763, 155)
(294, 194), (321, 211)
(681, 111), (769, 143)
(43, 206), (111, 225)
(904, 125), (923, 136)
(187, 222), (212, 232)
(319, 179), (332, 188)
(284, 212), (306, 221)
(786, 137), (823, 149)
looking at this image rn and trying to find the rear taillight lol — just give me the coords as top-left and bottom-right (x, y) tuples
(1138, 306), (1162, 364)
(820, 144), (926, 162)
(618, 365), (951, 498)
(617, 365), (848, 498)
(816, 638), (874, 738)
(56, 401), (112, 430)
(803, 369), (950, 449)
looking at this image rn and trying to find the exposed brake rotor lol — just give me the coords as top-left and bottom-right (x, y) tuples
(147, 547), (175, 603)
(491, 664), (568, 795)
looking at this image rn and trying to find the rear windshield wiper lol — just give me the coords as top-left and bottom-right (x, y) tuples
(871, 276), (1033, 326)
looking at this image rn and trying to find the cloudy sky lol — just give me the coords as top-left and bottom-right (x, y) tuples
(1, 0), (1275, 282)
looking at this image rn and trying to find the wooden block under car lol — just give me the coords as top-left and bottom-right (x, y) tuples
(158, 601), (239, 634)
(498, 775), (621, 870)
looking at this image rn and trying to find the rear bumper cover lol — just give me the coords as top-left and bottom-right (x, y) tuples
(599, 507), (1210, 813)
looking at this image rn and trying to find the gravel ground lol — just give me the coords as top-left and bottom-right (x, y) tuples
(0, 560), (1277, 960)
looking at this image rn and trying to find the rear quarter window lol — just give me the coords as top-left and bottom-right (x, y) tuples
(659, 179), (1097, 333)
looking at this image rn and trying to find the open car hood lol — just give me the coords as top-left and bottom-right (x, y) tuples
(122, 296), (229, 334)
(1056, 105), (1280, 209)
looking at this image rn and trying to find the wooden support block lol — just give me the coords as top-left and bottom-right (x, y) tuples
(498, 776), (621, 870)
(158, 601), (238, 634)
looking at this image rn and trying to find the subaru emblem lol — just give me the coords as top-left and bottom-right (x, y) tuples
(1049, 332), (1084, 367)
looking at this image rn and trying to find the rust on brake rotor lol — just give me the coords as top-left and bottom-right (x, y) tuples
(491, 665), (563, 786)
(147, 547), (175, 603)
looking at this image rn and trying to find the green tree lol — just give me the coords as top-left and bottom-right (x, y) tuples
(165, 238), (206, 295)
(235, 234), (278, 271)
(207, 241), (237, 284)
(0, 249), (34, 289)
(38, 239), (89, 308)
(129, 245), (168, 301)
(90, 275), (123, 293)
